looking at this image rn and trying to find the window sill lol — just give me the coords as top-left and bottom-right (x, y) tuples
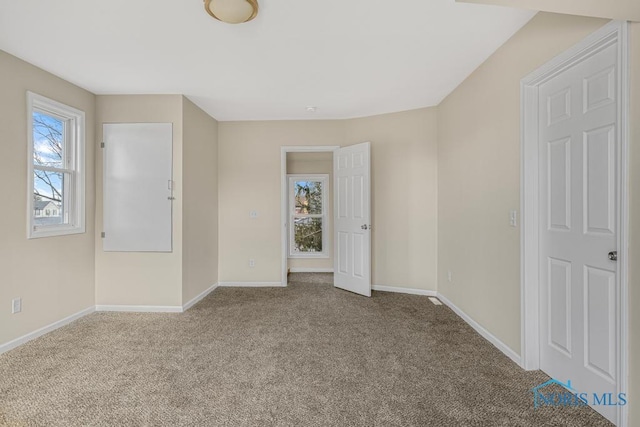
(288, 253), (330, 259)
(29, 225), (85, 239)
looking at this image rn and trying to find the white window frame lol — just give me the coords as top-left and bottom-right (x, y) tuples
(27, 92), (85, 239)
(288, 174), (329, 258)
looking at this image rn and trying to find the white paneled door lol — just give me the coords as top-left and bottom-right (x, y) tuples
(539, 42), (619, 423)
(333, 142), (371, 297)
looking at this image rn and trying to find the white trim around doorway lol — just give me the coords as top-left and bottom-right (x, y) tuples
(520, 20), (629, 427)
(281, 146), (340, 287)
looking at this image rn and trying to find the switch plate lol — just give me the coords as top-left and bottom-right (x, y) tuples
(510, 210), (518, 227)
(249, 259), (256, 268)
(250, 210), (258, 219)
(447, 271), (452, 283)
(12, 298), (21, 314)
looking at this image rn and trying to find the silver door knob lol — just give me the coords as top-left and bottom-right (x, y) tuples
(608, 251), (618, 261)
(361, 224), (368, 230)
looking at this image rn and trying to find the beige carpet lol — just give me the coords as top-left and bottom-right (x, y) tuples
(0, 273), (612, 426)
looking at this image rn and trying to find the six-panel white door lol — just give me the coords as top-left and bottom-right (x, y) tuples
(539, 42), (619, 423)
(333, 142), (371, 297)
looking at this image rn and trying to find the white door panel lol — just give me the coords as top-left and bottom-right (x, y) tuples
(539, 43), (618, 423)
(548, 257), (572, 356)
(333, 142), (371, 297)
(103, 123), (173, 252)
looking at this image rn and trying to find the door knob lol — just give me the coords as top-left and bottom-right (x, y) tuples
(608, 251), (618, 261)
(361, 224), (368, 230)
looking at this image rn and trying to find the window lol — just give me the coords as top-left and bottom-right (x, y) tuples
(288, 175), (328, 257)
(27, 92), (85, 238)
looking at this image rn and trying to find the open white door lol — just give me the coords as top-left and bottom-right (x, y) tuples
(333, 142), (371, 297)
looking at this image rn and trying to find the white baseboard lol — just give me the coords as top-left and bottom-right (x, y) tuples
(289, 268), (334, 273)
(183, 283), (218, 311)
(219, 282), (285, 287)
(372, 285), (437, 297)
(95, 305), (183, 313)
(0, 306), (95, 355)
(437, 293), (522, 367)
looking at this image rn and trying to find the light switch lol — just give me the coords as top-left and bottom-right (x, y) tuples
(12, 298), (21, 314)
(510, 210), (518, 227)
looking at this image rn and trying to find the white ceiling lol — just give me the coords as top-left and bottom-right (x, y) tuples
(0, 1), (534, 121)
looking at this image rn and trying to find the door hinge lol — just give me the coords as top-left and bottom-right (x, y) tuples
(100, 142), (105, 148)
(101, 232), (105, 238)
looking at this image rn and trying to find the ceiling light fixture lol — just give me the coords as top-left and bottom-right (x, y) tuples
(204, 0), (259, 24)
(306, 106), (317, 113)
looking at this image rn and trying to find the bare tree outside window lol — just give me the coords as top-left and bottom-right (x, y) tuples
(293, 181), (323, 252)
(32, 111), (65, 225)
(27, 92), (85, 238)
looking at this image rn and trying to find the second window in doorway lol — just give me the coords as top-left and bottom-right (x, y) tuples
(288, 175), (329, 257)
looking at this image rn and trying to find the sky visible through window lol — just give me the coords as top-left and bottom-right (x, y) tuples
(294, 180), (322, 215)
(33, 111), (64, 202)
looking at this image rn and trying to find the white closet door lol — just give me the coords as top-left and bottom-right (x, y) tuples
(103, 123), (173, 252)
(538, 43), (619, 423)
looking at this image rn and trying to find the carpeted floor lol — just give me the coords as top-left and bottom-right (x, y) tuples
(0, 273), (612, 426)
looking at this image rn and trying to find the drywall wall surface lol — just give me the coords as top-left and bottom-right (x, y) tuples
(218, 108), (438, 291)
(182, 97), (219, 304)
(0, 50), (96, 347)
(437, 13), (609, 353)
(345, 108), (439, 291)
(95, 95), (183, 307)
(218, 120), (345, 284)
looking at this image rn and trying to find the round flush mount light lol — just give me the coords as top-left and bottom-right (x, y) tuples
(204, 0), (259, 24)
(306, 106), (317, 113)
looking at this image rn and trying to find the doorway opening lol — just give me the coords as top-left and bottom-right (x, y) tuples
(286, 152), (334, 277)
(280, 146), (339, 287)
(280, 143), (372, 297)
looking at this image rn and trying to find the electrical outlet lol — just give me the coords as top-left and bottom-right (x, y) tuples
(447, 271), (452, 283)
(12, 298), (21, 314)
(249, 259), (256, 268)
(250, 210), (258, 219)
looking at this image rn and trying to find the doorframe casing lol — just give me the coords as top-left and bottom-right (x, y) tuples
(520, 20), (629, 427)
(280, 146), (339, 286)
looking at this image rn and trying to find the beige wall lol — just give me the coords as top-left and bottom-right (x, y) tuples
(458, 0), (640, 22)
(346, 109), (439, 290)
(438, 12), (640, 423)
(0, 50), (96, 347)
(286, 152), (334, 271)
(218, 108), (439, 290)
(218, 121), (345, 284)
(438, 12), (609, 354)
(182, 97), (219, 303)
(95, 95), (184, 307)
